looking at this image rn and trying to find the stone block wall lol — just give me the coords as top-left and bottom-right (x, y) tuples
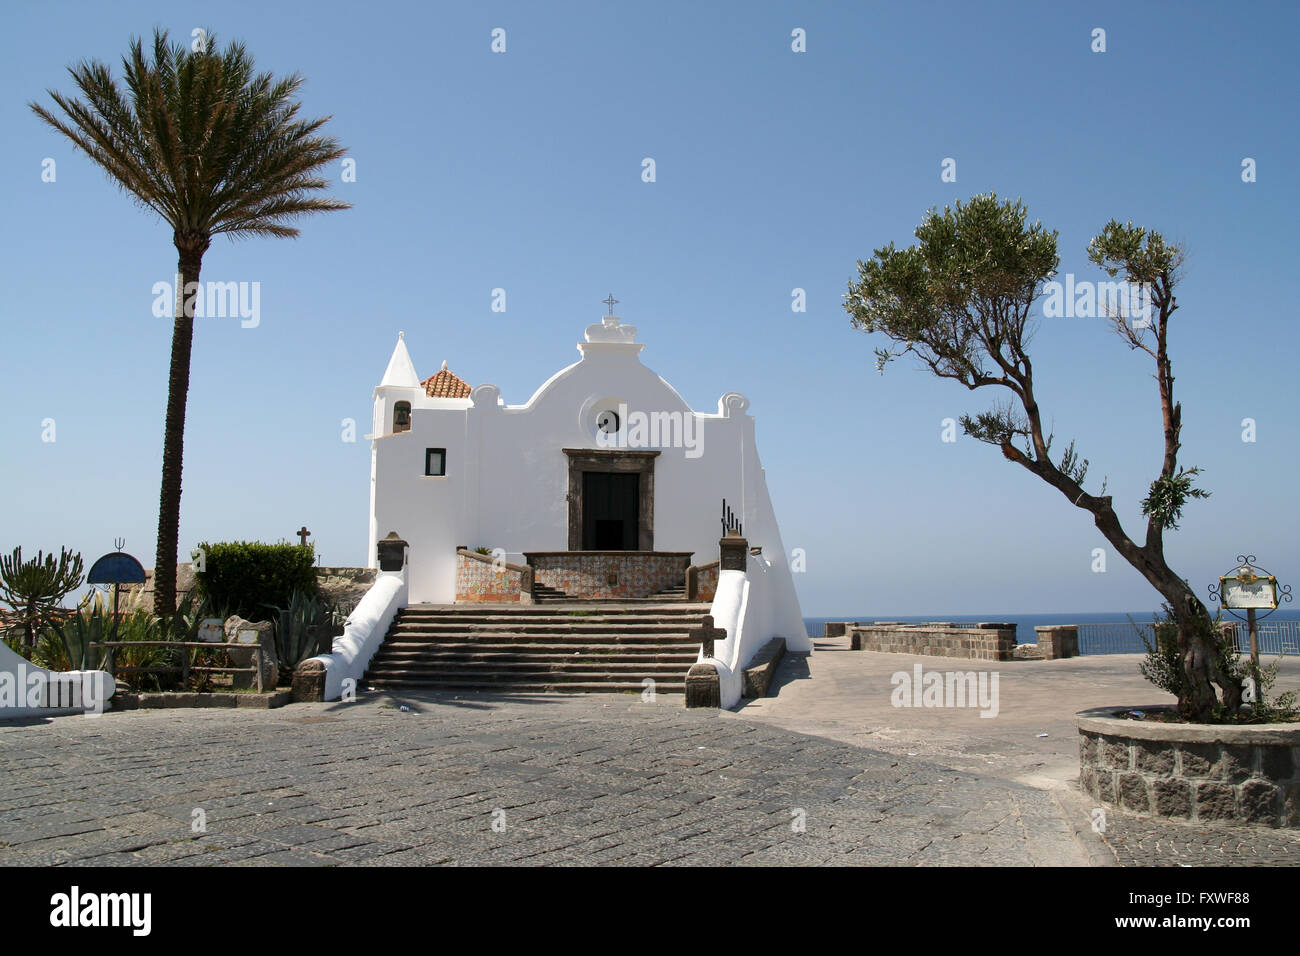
(849, 622), (1017, 661)
(525, 552), (691, 600)
(1079, 719), (1300, 827)
(456, 550), (532, 602)
(316, 567), (376, 616)
(1034, 624), (1078, 660)
(132, 564), (375, 615)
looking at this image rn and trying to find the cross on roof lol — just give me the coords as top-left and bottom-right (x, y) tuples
(602, 293), (619, 316)
(297, 526), (311, 546)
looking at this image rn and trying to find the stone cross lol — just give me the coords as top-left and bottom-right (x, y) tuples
(602, 293), (618, 316)
(297, 526), (311, 546)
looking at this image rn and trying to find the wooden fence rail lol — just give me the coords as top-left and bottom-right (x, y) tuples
(89, 641), (264, 693)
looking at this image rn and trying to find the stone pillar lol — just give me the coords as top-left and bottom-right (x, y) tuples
(685, 662), (721, 708)
(292, 659), (327, 702)
(1034, 625), (1079, 660)
(376, 531), (408, 572)
(719, 534), (748, 572)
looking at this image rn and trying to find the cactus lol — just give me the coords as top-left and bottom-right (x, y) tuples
(0, 546), (84, 647)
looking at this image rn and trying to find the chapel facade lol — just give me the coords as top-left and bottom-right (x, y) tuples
(367, 309), (804, 642)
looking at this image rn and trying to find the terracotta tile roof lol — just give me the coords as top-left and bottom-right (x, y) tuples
(422, 361), (472, 398)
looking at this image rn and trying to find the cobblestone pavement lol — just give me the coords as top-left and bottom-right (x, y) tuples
(1, 692), (1295, 866)
(733, 640), (1300, 867)
(1097, 811), (1300, 866)
(1, 692), (1089, 866)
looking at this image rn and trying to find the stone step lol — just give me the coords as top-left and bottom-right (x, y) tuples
(366, 660), (691, 675)
(372, 646), (699, 662)
(362, 679), (684, 694)
(371, 650), (696, 665)
(400, 603), (709, 616)
(364, 671), (689, 687)
(387, 621), (707, 634)
(363, 603), (708, 694)
(370, 660), (695, 673)
(383, 632), (700, 644)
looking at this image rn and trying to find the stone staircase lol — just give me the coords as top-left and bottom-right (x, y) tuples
(362, 603), (712, 694)
(531, 582), (688, 603)
(530, 583), (571, 603)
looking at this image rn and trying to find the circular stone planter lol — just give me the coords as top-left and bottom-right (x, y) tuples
(1077, 706), (1300, 828)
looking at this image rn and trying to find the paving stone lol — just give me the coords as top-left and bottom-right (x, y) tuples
(2, 692), (1297, 866)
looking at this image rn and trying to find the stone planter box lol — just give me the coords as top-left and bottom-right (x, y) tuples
(1077, 706), (1300, 828)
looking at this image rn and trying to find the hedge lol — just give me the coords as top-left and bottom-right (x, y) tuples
(193, 540), (319, 620)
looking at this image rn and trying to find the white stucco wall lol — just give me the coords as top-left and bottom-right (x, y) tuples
(367, 317), (806, 639)
(0, 642), (115, 719)
(311, 569), (407, 701)
(705, 551), (805, 709)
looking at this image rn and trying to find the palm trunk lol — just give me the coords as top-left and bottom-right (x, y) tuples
(153, 247), (204, 616)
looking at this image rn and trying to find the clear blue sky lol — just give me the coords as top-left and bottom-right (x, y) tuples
(2, 1), (1296, 616)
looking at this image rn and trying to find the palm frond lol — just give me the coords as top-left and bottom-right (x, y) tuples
(30, 27), (350, 244)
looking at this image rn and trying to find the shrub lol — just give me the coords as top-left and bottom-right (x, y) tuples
(194, 540), (318, 620)
(1139, 605), (1298, 723)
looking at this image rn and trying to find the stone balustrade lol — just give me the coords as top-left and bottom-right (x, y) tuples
(456, 549), (534, 602)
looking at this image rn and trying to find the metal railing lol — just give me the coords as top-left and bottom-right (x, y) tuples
(1076, 622), (1157, 655)
(1223, 621), (1300, 656)
(1077, 620), (1300, 656)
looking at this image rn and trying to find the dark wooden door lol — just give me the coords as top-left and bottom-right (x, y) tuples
(582, 472), (639, 550)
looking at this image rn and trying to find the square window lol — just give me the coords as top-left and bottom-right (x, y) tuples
(425, 448), (446, 476)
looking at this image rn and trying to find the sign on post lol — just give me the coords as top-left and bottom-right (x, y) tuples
(1211, 556), (1291, 668)
(1219, 567), (1279, 611)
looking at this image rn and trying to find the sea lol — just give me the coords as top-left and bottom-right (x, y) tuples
(803, 609), (1300, 654)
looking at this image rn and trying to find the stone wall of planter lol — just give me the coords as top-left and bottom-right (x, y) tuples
(1077, 706), (1300, 828)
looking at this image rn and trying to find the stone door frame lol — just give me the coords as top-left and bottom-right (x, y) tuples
(562, 449), (659, 552)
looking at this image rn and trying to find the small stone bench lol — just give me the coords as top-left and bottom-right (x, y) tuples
(742, 638), (787, 699)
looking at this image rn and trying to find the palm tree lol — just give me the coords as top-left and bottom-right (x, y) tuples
(31, 29), (350, 615)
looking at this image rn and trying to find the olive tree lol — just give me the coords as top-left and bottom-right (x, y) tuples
(844, 192), (1238, 721)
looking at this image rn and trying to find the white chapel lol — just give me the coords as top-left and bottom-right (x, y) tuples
(363, 308), (809, 704)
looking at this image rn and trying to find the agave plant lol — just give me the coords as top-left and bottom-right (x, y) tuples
(263, 589), (341, 684)
(40, 598), (106, 672)
(38, 592), (176, 691)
